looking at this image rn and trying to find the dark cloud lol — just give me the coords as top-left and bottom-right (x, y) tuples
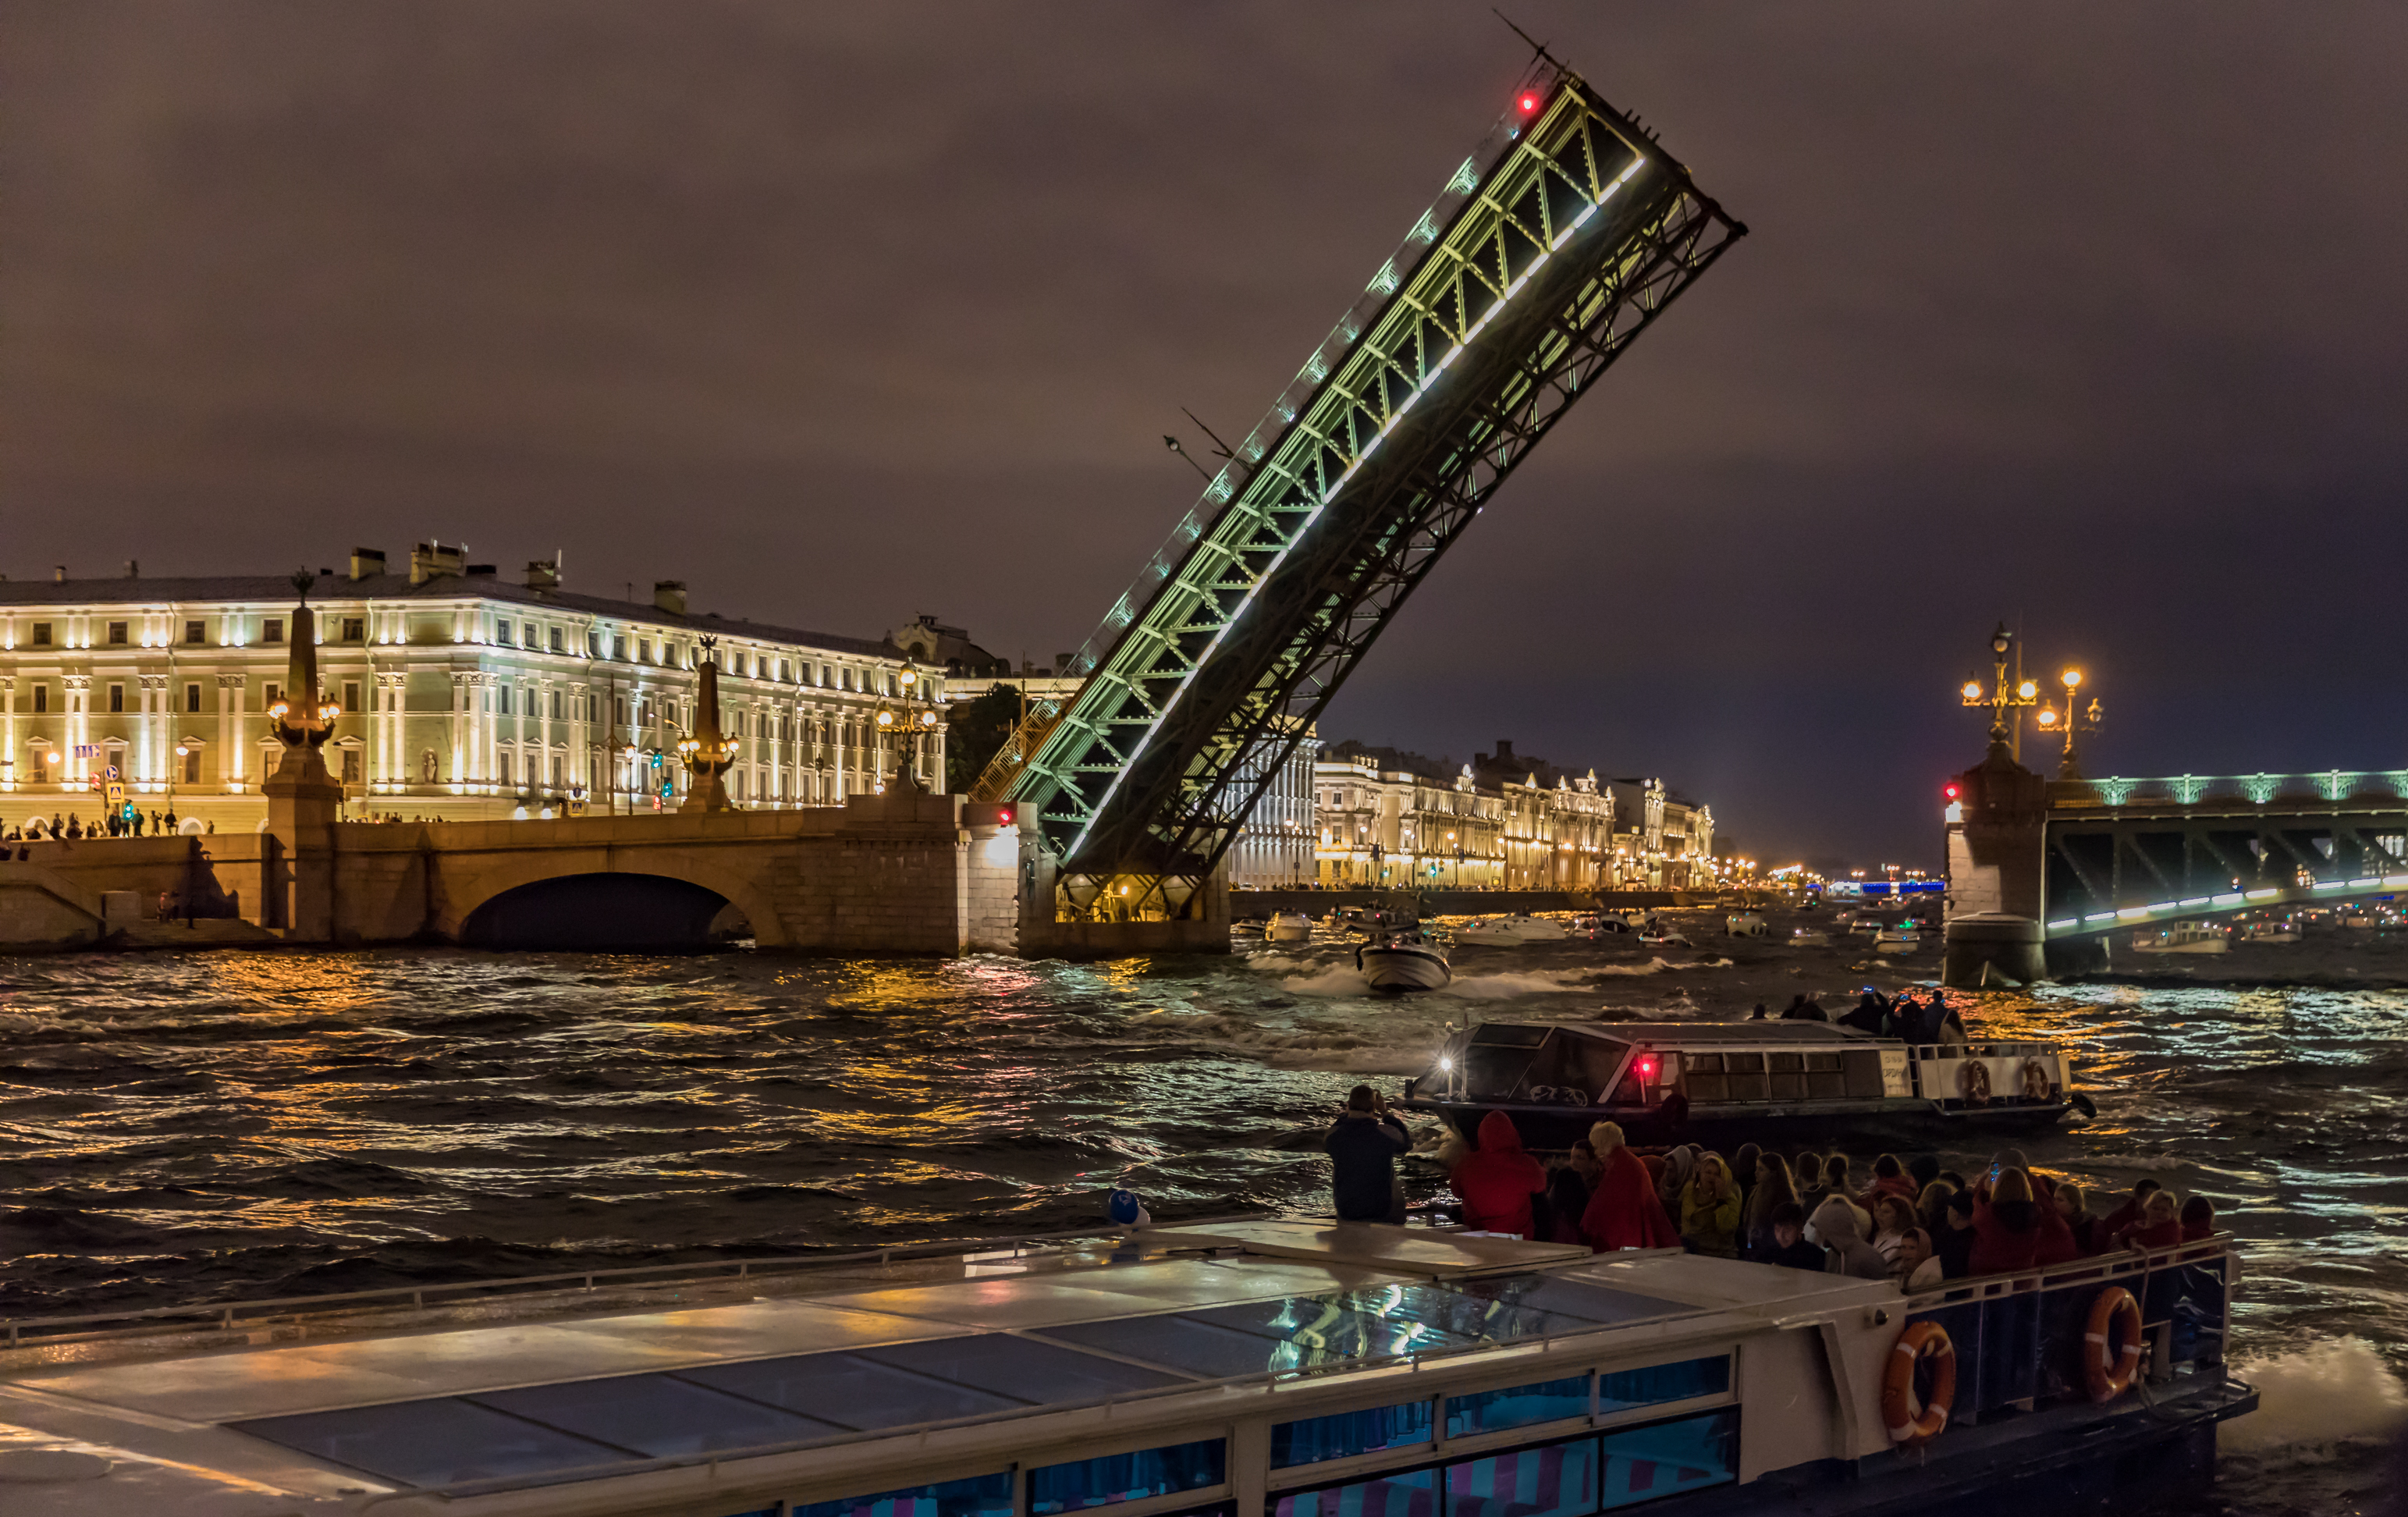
(7, 2), (2406, 865)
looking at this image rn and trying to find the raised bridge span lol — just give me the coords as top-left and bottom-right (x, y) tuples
(977, 56), (1742, 936)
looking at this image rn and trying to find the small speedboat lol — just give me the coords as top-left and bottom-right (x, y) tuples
(1356, 929), (1451, 991)
(1636, 921), (1692, 947)
(1454, 914), (1564, 946)
(1792, 928), (1831, 947)
(1726, 912), (1768, 938)
(1568, 912), (1631, 936)
(1874, 924), (1922, 948)
(1266, 911), (1314, 945)
(2245, 922), (2300, 943)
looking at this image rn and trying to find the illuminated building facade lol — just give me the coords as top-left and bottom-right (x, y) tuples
(0, 545), (939, 828)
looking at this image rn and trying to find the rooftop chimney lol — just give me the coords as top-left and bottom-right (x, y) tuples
(350, 548), (386, 581)
(410, 541), (465, 585)
(654, 581), (688, 616)
(124, 560), (139, 578)
(525, 558), (560, 592)
(53, 566), (65, 583)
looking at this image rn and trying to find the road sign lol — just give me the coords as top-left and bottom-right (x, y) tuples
(74, 744), (99, 758)
(105, 783), (126, 808)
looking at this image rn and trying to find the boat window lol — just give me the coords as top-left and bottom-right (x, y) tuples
(793, 1471), (1013, 1517)
(1335, 1282), (1592, 1344)
(1042, 1314), (1305, 1379)
(471, 1373), (841, 1457)
(1447, 1434), (1599, 1517)
(1802, 1051), (1848, 1100)
(1597, 1409), (1739, 1508)
(1466, 1024), (1552, 1096)
(1767, 1051), (1807, 1101)
(1596, 1356), (1731, 1413)
(1270, 1398), (1433, 1467)
(1182, 1294), (1484, 1366)
(682, 1352), (1026, 1430)
(1722, 1052), (1768, 1102)
(1028, 1437), (1226, 1514)
(1273, 1464), (1433, 1517)
(231, 1397), (631, 1487)
(1519, 1031), (1630, 1101)
(859, 1334), (1182, 1402)
(1442, 1277), (1692, 1329)
(1445, 1373), (1589, 1436)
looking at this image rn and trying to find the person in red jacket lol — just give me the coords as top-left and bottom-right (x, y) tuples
(2114, 1190), (2183, 1252)
(1969, 1167), (2045, 1275)
(1855, 1153), (1920, 1211)
(1579, 1121), (1680, 1252)
(1449, 1111), (1546, 1238)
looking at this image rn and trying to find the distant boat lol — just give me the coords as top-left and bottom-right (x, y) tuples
(1791, 928), (1831, 947)
(1356, 929), (1451, 992)
(2132, 922), (2229, 955)
(1726, 912), (1768, 937)
(1875, 924), (1923, 949)
(2244, 922), (2301, 944)
(1456, 914), (1564, 946)
(1266, 912), (1314, 945)
(1636, 924), (1692, 947)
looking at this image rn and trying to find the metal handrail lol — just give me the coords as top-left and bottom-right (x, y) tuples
(0, 1214), (1273, 1346)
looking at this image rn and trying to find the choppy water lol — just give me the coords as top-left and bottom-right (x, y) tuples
(2, 911), (2403, 1513)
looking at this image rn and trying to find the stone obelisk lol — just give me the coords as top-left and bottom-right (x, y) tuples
(261, 570), (345, 936)
(678, 637), (739, 813)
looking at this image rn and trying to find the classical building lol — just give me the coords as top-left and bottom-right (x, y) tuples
(1604, 776), (1717, 889)
(0, 545), (943, 830)
(1224, 724), (1321, 890)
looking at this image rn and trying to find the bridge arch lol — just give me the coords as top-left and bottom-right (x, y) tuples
(439, 849), (789, 951)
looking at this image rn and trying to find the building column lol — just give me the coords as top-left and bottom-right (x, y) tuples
(447, 672), (467, 785)
(62, 677), (91, 783)
(0, 677), (14, 794)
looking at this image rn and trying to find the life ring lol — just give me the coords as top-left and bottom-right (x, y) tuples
(1881, 1320), (1956, 1445)
(1959, 1060), (1991, 1108)
(2020, 1058), (2055, 1101)
(2083, 1286), (2144, 1403)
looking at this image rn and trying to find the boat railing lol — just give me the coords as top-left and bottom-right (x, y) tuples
(1899, 1232), (2237, 1430)
(0, 1213), (1277, 1348)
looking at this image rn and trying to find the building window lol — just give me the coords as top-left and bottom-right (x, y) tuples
(549, 755), (563, 788)
(499, 686), (513, 716)
(107, 621), (128, 645)
(264, 684), (282, 711)
(615, 696), (627, 726)
(340, 751), (361, 784)
(498, 751), (513, 786)
(185, 683), (202, 713)
(343, 680), (361, 715)
(184, 620), (205, 645)
(32, 685), (48, 713)
(30, 622), (51, 646)
(264, 618), (284, 644)
(549, 689), (563, 720)
(793, 1473), (1012, 1517)
(1273, 1402), (1433, 1468)
(780, 659), (790, 681)
(183, 749), (202, 784)
(108, 684), (125, 714)
(1029, 1439), (1225, 1515)
(341, 616), (364, 641)
(638, 638), (652, 663)
(549, 626), (563, 653)
(496, 620), (514, 646)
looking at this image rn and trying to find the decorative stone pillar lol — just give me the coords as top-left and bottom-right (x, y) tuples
(261, 576), (343, 940)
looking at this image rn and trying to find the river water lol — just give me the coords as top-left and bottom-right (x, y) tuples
(2, 911), (2402, 1513)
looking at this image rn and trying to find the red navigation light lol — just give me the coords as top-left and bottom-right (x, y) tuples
(1944, 784), (1959, 800)
(1517, 91), (1542, 115)
(1636, 1055), (1658, 1080)
(997, 808), (1013, 825)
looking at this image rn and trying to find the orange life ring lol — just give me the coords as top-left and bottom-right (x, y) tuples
(1959, 1060), (1991, 1108)
(2083, 1285), (2144, 1402)
(2020, 1057), (2055, 1101)
(1881, 1320), (1956, 1445)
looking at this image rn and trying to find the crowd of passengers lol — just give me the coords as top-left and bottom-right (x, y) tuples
(1323, 1085), (2216, 1292)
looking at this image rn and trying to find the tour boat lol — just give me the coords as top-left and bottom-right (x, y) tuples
(1724, 912), (1767, 938)
(0, 1215), (2253, 1517)
(1401, 1020), (2094, 1147)
(1454, 914), (1564, 946)
(2130, 923), (2229, 955)
(1266, 912), (1315, 945)
(2243, 921), (2301, 943)
(1355, 929), (1453, 992)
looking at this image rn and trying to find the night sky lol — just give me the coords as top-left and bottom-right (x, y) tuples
(8, 4), (2405, 870)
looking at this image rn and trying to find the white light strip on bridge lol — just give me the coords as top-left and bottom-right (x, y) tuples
(2116, 907), (2152, 919)
(1064, 145), (1645, 858)
(2211, 893), (2244, 905)
(2047, 918), (2076, 930)
(2179, 897), (2210, 907)
(2085, 912), (2117, 923)
(2245, 889), (2279, 900)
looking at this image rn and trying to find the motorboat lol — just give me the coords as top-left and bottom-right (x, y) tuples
(1847, 917), (1883, 936)
(1724, 911), (1767, 937)
(1636, 924), (1692, 947)
(1266, 911), (1315, 945)
(1569, 912), (1632, 936)
(1873, 923), (1922, 948)
(1402, 1018), (2096, 1147)
(0, 1214), (2254, 1517)
(1355, 928), (1452, 992)
(2131, 922), (2229, 955)
(1791, 927), (1831, 946)
(2244, 920), (2301, 943)
(1454, 913), (1564, 946)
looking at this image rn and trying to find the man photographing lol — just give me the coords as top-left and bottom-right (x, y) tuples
(1326, 1084), (1409, 1224)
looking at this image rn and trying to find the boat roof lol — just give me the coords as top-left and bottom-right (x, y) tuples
(0, 1219), (1898, 1515)
(1531, 1021), (1882, 1046)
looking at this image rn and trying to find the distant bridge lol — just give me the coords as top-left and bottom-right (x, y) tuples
(1948, 755), (2408, 943)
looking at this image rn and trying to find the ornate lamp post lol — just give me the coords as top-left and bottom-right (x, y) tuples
(2033, 667), (2105, 780)
(1959, 622), (2039, 758)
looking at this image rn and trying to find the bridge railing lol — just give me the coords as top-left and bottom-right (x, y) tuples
(2049, 770), (2408, 808)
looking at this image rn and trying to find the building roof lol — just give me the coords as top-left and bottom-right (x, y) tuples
(0, 574), (900, 661)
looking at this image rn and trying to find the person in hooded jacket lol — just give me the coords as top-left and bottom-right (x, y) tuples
(1679, 1153), (1743, 1258)
(1448, 1111), (1546, 1238)
(1969, 1167), (2045, 1274)
(1579, 1121), (1681, 1252)
(1538, 1165), (1590, 1246)
(1656, 1146), (1697, 1215)
(1810, 1194), (1891, 1280)
(1324, 1085), (1410, 1223)
(1857, 1153), (1919, 1210)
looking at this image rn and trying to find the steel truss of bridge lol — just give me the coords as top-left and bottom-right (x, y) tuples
(979, 59), (1743, 922)
(2039, 771), (2408, 937)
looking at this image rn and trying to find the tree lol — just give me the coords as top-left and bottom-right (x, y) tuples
(946, 683), (1026, 795)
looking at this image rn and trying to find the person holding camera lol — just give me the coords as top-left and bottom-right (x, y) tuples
(1326, 1084), (1409, 1224)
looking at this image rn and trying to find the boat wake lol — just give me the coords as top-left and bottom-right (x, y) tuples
(2219, 1337), (2407, 1458)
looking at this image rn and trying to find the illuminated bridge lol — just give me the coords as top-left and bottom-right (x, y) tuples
(1947, 750), (2408, 952)
(976, 58), (1744, 930)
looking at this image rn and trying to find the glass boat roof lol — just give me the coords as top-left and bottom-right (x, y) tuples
(229, 1273), (1693, 1490)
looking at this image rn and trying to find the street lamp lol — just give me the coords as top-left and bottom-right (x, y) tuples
(1959, 622), (2038, 758)
(2036, 667), (2104, 780)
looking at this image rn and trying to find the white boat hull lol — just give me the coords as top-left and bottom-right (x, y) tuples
(1266, 913), (1313, 944)
(1358, 944), (1451, 991)
(2133, 936), (2229, 954)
